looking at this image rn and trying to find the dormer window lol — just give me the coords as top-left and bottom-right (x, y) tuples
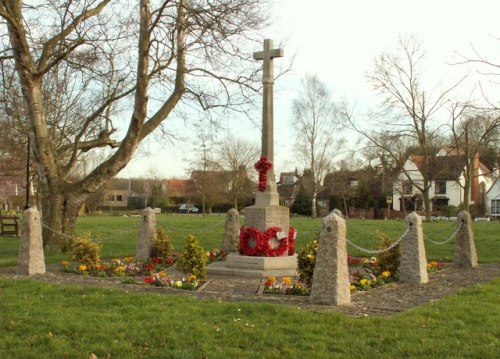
(435, 180), (446, 194)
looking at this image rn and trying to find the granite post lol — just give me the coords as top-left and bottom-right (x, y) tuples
(136, 207), (156, 262)
(310, 213), (350, 305)
(17, 207), (46, 275)
(221, 208), (240, 253)
(455, 210), (478, 268)
(399, 211), (428, 284)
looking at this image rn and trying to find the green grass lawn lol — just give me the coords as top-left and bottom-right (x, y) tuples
(1, 214), (499, 266)
(0, 277), (498, 358)
(0, 214), (499, 358)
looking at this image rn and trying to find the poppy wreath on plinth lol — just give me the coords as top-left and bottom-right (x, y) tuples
(261, 226), (288, 257)
(239, 226), (290, 257)
(288, 227), (296, 255)
(239, 226), (266, 256)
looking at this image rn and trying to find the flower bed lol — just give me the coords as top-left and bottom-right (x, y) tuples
(264, 256), (446, 296)
(144, 273), (200, 290)
(61, 256), (176, 277)
(60, 249), (225, 291)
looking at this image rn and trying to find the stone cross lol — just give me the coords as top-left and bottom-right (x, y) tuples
(253, 39), (283, 205)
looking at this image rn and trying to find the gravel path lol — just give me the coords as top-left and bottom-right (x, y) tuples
(1, 263), (499, 317)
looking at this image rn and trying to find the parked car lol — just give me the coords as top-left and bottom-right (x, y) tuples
(178, 204), (199, 214)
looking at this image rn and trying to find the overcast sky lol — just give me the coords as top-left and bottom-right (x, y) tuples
(119, 0), (500, 179)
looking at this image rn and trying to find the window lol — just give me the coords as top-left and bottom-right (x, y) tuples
(283, 176), (295, 185)
(435, 180), (446, 194)
(350, 180), (359, 188)
(403, 182), (413, 195)
(492, 199), (500, 215)
(116, 195), (123, 202)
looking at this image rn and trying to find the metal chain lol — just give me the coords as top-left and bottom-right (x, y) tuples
(346, 225), (411, 254)
(42, 223), (76, 241)
(42, 222), (139, 242)
(424, 221), (463, 245)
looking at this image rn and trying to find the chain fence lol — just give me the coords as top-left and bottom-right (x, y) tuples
(346, 225), (412, 254)
(423, 221), (463, 245)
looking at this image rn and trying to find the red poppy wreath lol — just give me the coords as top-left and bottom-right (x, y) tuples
(239, 226), (290, 257)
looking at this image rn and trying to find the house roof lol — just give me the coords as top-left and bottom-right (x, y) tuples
(409, 154), (463, 180)
(166, 179), (197, 197)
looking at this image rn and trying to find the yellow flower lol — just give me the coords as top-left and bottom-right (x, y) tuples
(359, 278), (369, 287)
(350, 284), (356, 292)
(282, 276), (292, 286)
(112, 258), (121, 264)
(266, 276), (276, 284)
(115, 265), (126, 272)
(362, 258), (369, 264)
(306, 254), (316, 261)
(175, 281), (183, 288)
(123, 256), (134, 263)
(159, 272), (168, 278)
(95, 264), (103, 270)
(78, 264), (87, 272)
(61, 261), (70, 267)
(381, 271), (391, 278)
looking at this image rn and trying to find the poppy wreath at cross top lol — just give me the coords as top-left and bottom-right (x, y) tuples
(239, 226), (296, 257)
(254, 156), (272, 192)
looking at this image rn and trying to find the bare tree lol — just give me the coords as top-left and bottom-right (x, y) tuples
(292, 74), (343, 218)
(216, 136), (259, 209)
(450, 107), (500, 210)
(346, 35), (463, 220)
(0, 0), (271, 251)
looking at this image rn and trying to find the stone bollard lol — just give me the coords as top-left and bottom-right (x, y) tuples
(400, 212), (428, 284)
(220, 208), (240, 253)
(310, 213), (350, 306)
(136, 207), (156, 262)
(330, 208), (344, 218)
(455, 211), (478, 268)
(17, 207), (46, 275)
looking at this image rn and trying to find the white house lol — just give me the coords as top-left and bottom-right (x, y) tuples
(393, 149), (493, 213)
(485, 167), (500, 218)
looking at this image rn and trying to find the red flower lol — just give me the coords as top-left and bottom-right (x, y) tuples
(144, 276), (154, 284)
(264, 280), (274, 287)
(166, 258), (174, 264)
(146, 263), (154, 271)
(152, 257), (162, 263)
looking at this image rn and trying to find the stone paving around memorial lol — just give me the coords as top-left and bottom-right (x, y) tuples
(1, 262), (499, 317)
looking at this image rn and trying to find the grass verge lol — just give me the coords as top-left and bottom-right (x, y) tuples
(0, 277), (498, 358)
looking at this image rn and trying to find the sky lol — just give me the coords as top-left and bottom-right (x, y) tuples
(118, 0), (500, 179)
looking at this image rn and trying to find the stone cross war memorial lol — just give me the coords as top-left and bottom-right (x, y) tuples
(209, 39), (297, 277)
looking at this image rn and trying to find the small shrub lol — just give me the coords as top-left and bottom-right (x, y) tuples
(151, 228), (174, 259)
(176, 234), (208, 280)
(296, 239), (317, 287)
(71, 233), (102, 267)
(375, 230), (400, 277)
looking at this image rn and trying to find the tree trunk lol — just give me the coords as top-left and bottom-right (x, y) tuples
(423, 189), (431, 221)
(41, 185), (87, 252)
